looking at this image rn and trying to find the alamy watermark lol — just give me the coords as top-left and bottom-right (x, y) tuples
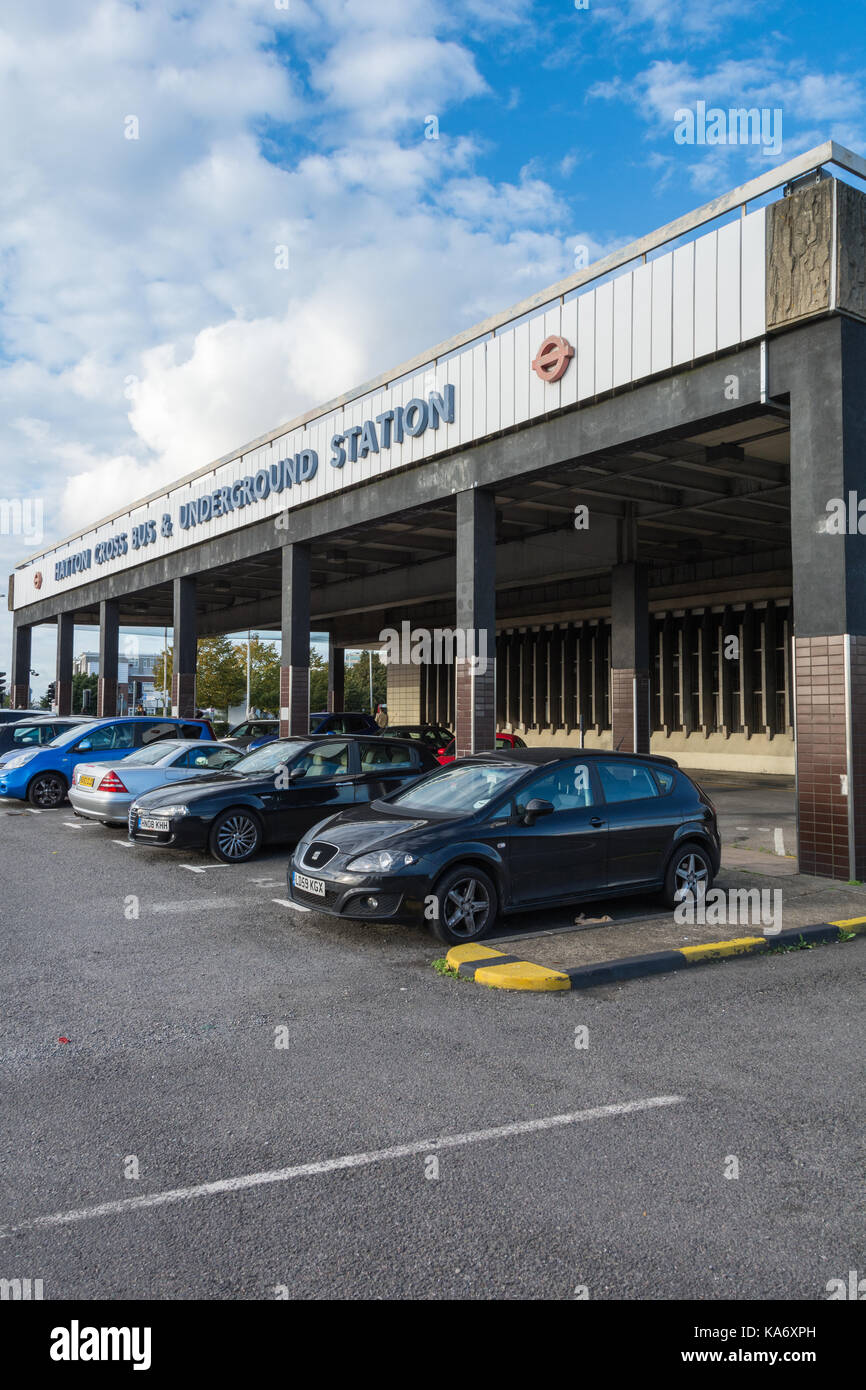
(0, 497), (44, 546)
(674, 103), (783, 158)
(675, 886), (782, 935)
(379, 622), (489, 675)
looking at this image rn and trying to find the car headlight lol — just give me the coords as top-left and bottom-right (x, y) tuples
(146, 804), (190, 818)
(346, 850), (417, 873)
(3, 751), (39, 769)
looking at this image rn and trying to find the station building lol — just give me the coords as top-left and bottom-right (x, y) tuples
(9, 141), (866, 880)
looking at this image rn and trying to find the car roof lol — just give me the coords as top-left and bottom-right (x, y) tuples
(5, 715), (87, 725)
(459, 747), (679, 768)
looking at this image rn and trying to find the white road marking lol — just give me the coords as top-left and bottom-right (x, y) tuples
(151, 899), (242, 913)
(112, 839), (133, 848)
(273, 898), (309, 912)
(735, 826), (749, 831)
(251, 878), (281, 886)
(63, 822), (82, 830)
(0, 1096), (684, 1238)
(179, 865), (206, 874)
(179, 864), (232, 873)
(26, 808), (41, 815)
(774, 827), (786, 856)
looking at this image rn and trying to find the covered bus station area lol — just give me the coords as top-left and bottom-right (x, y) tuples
(9, 141), (866, 881)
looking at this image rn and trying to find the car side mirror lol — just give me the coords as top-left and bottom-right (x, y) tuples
(76, 739), (93, 751)
(289, 766), (306, 780)
(523, 797), (554, 826)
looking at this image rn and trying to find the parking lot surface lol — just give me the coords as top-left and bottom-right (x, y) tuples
(2, 797), (863, 1300)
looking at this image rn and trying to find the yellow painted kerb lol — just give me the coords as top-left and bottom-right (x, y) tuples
(830, 916), (866, 932)
(679, 936), (767, 962)
(475, 961), (572, 991)
(446, 943), (505, 967)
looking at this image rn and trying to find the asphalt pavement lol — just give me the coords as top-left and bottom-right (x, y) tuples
(1, 804), (863, 1299)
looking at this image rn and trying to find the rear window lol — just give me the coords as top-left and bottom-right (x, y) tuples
(359, 742), (415, 771)
(597, 760), (659, 803)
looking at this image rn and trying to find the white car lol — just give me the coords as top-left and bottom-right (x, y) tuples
(68, 739), (242, 826)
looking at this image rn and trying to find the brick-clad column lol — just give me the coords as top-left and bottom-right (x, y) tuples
(777, 316), (866, 879)
(610, 562), (650, 754)
(280, 543), (310, 737)
(11, 621), (32, 708)
(171, 576), (197, 718)
(97, 599), (119, 717)
(327, 640), (345, 713)
(386, 662), (422, 723)
(793, 637), (853, 878)
(56, 613), (74, 715)
(454, 488), (496, 758)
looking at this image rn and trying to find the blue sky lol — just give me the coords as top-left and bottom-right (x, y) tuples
(2, 0), (863, 695)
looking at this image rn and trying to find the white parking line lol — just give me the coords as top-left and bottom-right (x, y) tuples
(179, 864), (232, 873)
(63, 822), (83, 831)
(273, 898), (309, 912)
(26, 808), (41, 815)
(112, 839), (133, 848)
(0, 1096), (683, 1238)
(774, 827), (786, 855)
(151, 899), (242, 913)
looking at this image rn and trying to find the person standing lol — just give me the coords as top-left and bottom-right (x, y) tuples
(375, 703), (388, 729)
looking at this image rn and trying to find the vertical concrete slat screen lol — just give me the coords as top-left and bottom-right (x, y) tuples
(454, 488), (496, 758)
(327, 642), (344, 714)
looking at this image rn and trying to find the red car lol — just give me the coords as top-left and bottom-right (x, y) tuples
(437, 731), (527, 764)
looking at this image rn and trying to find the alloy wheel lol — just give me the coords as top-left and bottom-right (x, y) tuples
(442, 876), (491, 938)
(673, 851), (709, 904)
(215, 814), (259, 861)
(30, 775), (65, 809)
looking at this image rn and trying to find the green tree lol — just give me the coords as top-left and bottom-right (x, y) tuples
(309, 648), (328, 711)
(153, 649), (173, 703)
(344, 651), (387, 713)
(196, 636), (245, 717)
(246, 637), (281, 714)
(72, 672), (98, 714)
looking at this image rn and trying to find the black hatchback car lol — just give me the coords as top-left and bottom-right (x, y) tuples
(128, 734), (440, 863)
(286, 748), (721, 943)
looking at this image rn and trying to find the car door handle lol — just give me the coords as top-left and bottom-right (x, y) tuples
(590, 817), (605, 827)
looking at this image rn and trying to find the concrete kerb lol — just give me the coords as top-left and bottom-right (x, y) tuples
(445, 918), (866, 992)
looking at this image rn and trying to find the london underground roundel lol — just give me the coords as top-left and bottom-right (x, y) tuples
(531, 335), (574, 383)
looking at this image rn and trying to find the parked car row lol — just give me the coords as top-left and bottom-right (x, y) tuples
(0, 713), (721, 943)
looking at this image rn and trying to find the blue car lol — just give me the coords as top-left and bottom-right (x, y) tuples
(0, 715), (215, 808)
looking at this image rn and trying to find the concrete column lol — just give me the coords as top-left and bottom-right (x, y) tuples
(327, 640), (345, 713)
(56, 613), (75, 715)
(171, 576), (197, 717)
(11, 621), (32, 708)
(280, 543), (310, 737)
(97, 600), (119, 717)
(777, 317), (866, 880)
(454, 488), (496, 758)
(610, 562), (650, 754)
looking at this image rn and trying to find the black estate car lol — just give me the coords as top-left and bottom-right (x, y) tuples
(127, 735), (440, 862)
(287, 748), (721, 944)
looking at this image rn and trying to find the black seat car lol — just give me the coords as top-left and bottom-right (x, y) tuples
(286, 748), (721, 943)
(127, 735), (440, 863)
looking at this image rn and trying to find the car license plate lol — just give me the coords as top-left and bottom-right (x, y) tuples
(138, 816), (169, 833)
(293, 871), (325, 897)
(78, 775), (94, 788)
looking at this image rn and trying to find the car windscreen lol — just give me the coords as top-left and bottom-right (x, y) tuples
(119, 742), (186, 767)
(388, 761), (527, 813)
(48, 722), (93, 746)
(231, 740), (306, 774)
